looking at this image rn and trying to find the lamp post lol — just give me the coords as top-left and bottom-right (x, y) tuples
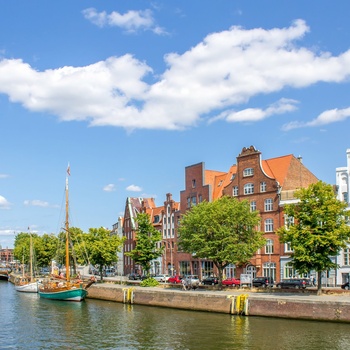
(169, 242), (173, 276)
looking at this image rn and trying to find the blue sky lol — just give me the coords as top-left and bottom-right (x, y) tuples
(1, 1), (350, 249)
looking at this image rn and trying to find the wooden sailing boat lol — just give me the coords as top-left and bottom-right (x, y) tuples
(15, 233), (39, 293)
(38, 167), (89, 301)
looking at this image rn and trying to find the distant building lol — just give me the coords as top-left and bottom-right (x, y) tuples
(0, 247), (14, 264)
(122, 197), (156, 276)
(335, 149), (350, 285)
(111, 216), (124, 276)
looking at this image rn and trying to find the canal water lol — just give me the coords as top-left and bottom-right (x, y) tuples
(1, 280), (350, 350)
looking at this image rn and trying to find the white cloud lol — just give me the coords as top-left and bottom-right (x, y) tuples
(23, 199), (50, 207)
(211, 98), (298, 123)
(0, 195), (11, 209)
(126, 184), (142, 192)
(282, 107), (350, 131)
(82, 8), (165, 34)
(0, 20), (350, 131)
(103, 184), (116, 192)
(0, 174), (9, 178)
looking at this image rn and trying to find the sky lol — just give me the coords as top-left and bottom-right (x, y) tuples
(1, 1), (350, 249)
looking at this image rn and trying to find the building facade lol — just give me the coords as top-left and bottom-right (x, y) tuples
(335, 149), (350, 285)
(121, 146), (322, 283)
(179, 146), (319, 282)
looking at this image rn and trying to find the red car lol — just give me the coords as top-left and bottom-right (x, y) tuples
(168, 275), (182, 284)
(222, 278), (240, 287)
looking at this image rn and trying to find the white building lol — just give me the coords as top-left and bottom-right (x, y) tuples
(335, 149), (350, 285)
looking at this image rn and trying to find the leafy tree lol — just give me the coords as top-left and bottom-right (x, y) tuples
(178, 196), (266, 287)
(277, 181), (350, 295)
(34, 233), (59, 269)
(125, 213), (163, 276)
(13, 232), (58, 273)
(83, 227), (124, 281)
(13, 232), (32, 264)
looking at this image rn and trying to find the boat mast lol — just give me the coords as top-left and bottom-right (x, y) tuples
(65, 175), (70, 282)
(29, 233), (33, 282)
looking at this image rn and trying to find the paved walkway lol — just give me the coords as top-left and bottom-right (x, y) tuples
(92, 274), (350, 303)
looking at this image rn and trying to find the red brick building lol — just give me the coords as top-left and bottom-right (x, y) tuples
(179, 146), (318, 282)
(122, 146), (318, 282)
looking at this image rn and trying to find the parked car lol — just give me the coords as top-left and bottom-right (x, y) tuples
(252, 276), (274, 288)
(153, 274), (170, 283)
(104, 268), (115, 277)
(168, 275), (182, 284)
(222, 278), (240, 287)
(341, 282), (349, 290)
(276, 278), (307, 289)
(184, 275), (200, 288)
(129, 273), (142, 280)
(202, 276), (219, 285)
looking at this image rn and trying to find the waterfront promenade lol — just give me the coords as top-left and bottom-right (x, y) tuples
(87, 277), (350, 323)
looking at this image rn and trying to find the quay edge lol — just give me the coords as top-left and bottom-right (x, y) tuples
(86, 283), (350, 323)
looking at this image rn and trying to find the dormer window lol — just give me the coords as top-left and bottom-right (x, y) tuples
(243, 168), (254, 177)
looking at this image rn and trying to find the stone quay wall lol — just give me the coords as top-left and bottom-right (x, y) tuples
(86, 283), (350, 323)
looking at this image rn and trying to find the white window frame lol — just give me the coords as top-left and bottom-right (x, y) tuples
(284, 215), (295, 228)
(250, 201), (257, 212)
(264, 198), (273, 212)
(233, 186), (238, 196)
(260, 182), (267, 192)
(265, 239), (274, 254)
(243, 168), (254, 177)
(284, 242), (293, 253)
(265, 219), (274, 232)
(344, 248), (350, 266)
(244, 183), (254, 195)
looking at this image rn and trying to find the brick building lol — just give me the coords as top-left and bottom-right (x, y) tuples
(121, 146), (319, 282)
(179, 146), (318, 282)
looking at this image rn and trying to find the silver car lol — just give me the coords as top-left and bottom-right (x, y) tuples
(184, 275), (200, 288)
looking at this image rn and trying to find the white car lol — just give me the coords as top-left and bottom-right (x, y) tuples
(153, 274), (170, 283)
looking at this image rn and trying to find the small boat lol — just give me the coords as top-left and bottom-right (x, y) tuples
(15, 234), (39, 293)
(39, 166), (91, 301)
(0, 265), (11, 281)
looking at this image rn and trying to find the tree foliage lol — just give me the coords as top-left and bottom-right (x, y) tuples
(178, 196), (266, 286)
(82, 227), (124, 280)
(125, 213), (163, 275)
(277, 181), (350, 294)
(13, 232), (58, 270)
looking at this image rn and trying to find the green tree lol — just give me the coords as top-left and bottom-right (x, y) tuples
(178, 196), (266, 287)
(125, 213), (163, 276)
(13, 232), (58, 273)
(83, 227), (124, 281)
(277, 181), (350, 295)
(34, 233), (59, 269)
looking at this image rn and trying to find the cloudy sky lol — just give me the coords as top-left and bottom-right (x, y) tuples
(1, 1), (350, 248)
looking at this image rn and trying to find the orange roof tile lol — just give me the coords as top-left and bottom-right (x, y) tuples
(262, 154), (293, 186)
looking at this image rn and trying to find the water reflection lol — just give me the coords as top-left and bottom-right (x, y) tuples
(1, 281), (350, 350)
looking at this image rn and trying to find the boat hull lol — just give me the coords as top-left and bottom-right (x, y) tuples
(39, 287), (87, 301)
(15, 282), (39, 293)
(0, 274), (9, 281)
